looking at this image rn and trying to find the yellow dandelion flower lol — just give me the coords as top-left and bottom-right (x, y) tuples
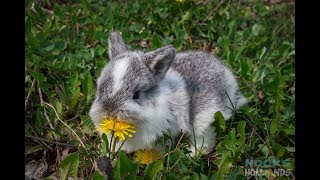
(176, 0), (186, 3)
(98, 117), (136, 141)
(135, 149), (162, 165)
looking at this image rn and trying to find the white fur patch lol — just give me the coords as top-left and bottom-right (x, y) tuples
(120, 77), (183, 152)
(121, 89), (177, 152)
(193, 102), (221, 135)
(191, 103), (220, 157)
(162, 69), (191, 132)
(89, 100), (105, 127)
(163, 69), (185, 87)
(110, 58), (130, 96)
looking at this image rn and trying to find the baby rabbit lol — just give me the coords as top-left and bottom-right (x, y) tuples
(89, 31), (247, 156)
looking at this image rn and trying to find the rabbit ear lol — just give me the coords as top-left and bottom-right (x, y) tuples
(108, 31), (128, 59)
(143, 45), (176, 82)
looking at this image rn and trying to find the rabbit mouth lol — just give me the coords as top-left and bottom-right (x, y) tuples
(102, 113), (140, 125)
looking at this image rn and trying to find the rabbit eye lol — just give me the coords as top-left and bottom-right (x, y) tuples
(133, 91), (140, 100)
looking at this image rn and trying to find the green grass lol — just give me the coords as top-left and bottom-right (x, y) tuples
(25, 0), (295, 179)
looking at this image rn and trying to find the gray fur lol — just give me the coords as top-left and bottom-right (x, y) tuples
(172, 52), (245, 120)
(89, 31), (247, 155)
(108, 31), (128, 59)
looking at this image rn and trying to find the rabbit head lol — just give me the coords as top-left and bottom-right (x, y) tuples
(89, 31), (176, 127)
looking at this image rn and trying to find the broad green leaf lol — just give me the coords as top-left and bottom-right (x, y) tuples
(200, 173), (208, 180)
(54, 100), (63, 114)
(237, 121), (246, 144)
(43, 177), (55, 180)
(272, 143), (287, 158)
(191, 173), (199, 180)
(59, 153), (79, 180)
(282, 124), (295, 135)
(169, 151), (181, 164)
(285, 147), (295, 153)
(222, 129), (237, 154)
(145, 160), (163, 178)
(112, 159), (120, 180)
(151, 34), (161, 49)
(210, 171), (218, 180)
(55, 39), (66, 51)
(30, 70), (47, 83)
(174, 39), (182, 50)
(119, 151), (138, 177)
(227, 166), (246, 180)
(182, 176), (191, 180)
(178, 161), (188, 173)
(95, 60), (107, 76)
(101, 133), (110, 156)
(92, 171), (105, 180)
(65, 87), (81, 112)
(240, 59), (249, 79)
(288, 50), (295, 56)
(90, 48), (95, 58)
(66, 73), (79, 92)
(217, 152), (232, 175)
(95, 45), (106, 57)
(177, 31), (187, 40)
(220, 36), (231, 65)
(44, 43), (55, 51)
(94, 31), (108, 42)
(253, 65), (269, 83)
(252, 24), (262, 36)
(212, 111), (226, 136)
(179, 11), (191, 24)
(258, 144), (269, 158)
(270, 119), (278, 136)
(234, 174), (247, 180)
(82, 72), (94, 103)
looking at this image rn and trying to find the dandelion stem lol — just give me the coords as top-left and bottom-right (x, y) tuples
(108, 121), (116, 157)
(111, 138), (127, 161)
(112, 138), (117, 154)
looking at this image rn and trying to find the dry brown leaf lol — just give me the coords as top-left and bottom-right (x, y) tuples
(138, 40), (150, 48)
(258, 91), (265, 102)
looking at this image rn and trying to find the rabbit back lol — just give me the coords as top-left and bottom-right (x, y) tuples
(171, 51), (246, 125)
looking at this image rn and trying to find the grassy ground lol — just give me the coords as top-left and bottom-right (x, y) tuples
(25, 0), (295, 179)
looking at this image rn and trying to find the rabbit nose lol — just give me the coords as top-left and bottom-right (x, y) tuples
(103, 100), (120, 113)
(107, 110), (118, 117)
(107, 108), (124, 119)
